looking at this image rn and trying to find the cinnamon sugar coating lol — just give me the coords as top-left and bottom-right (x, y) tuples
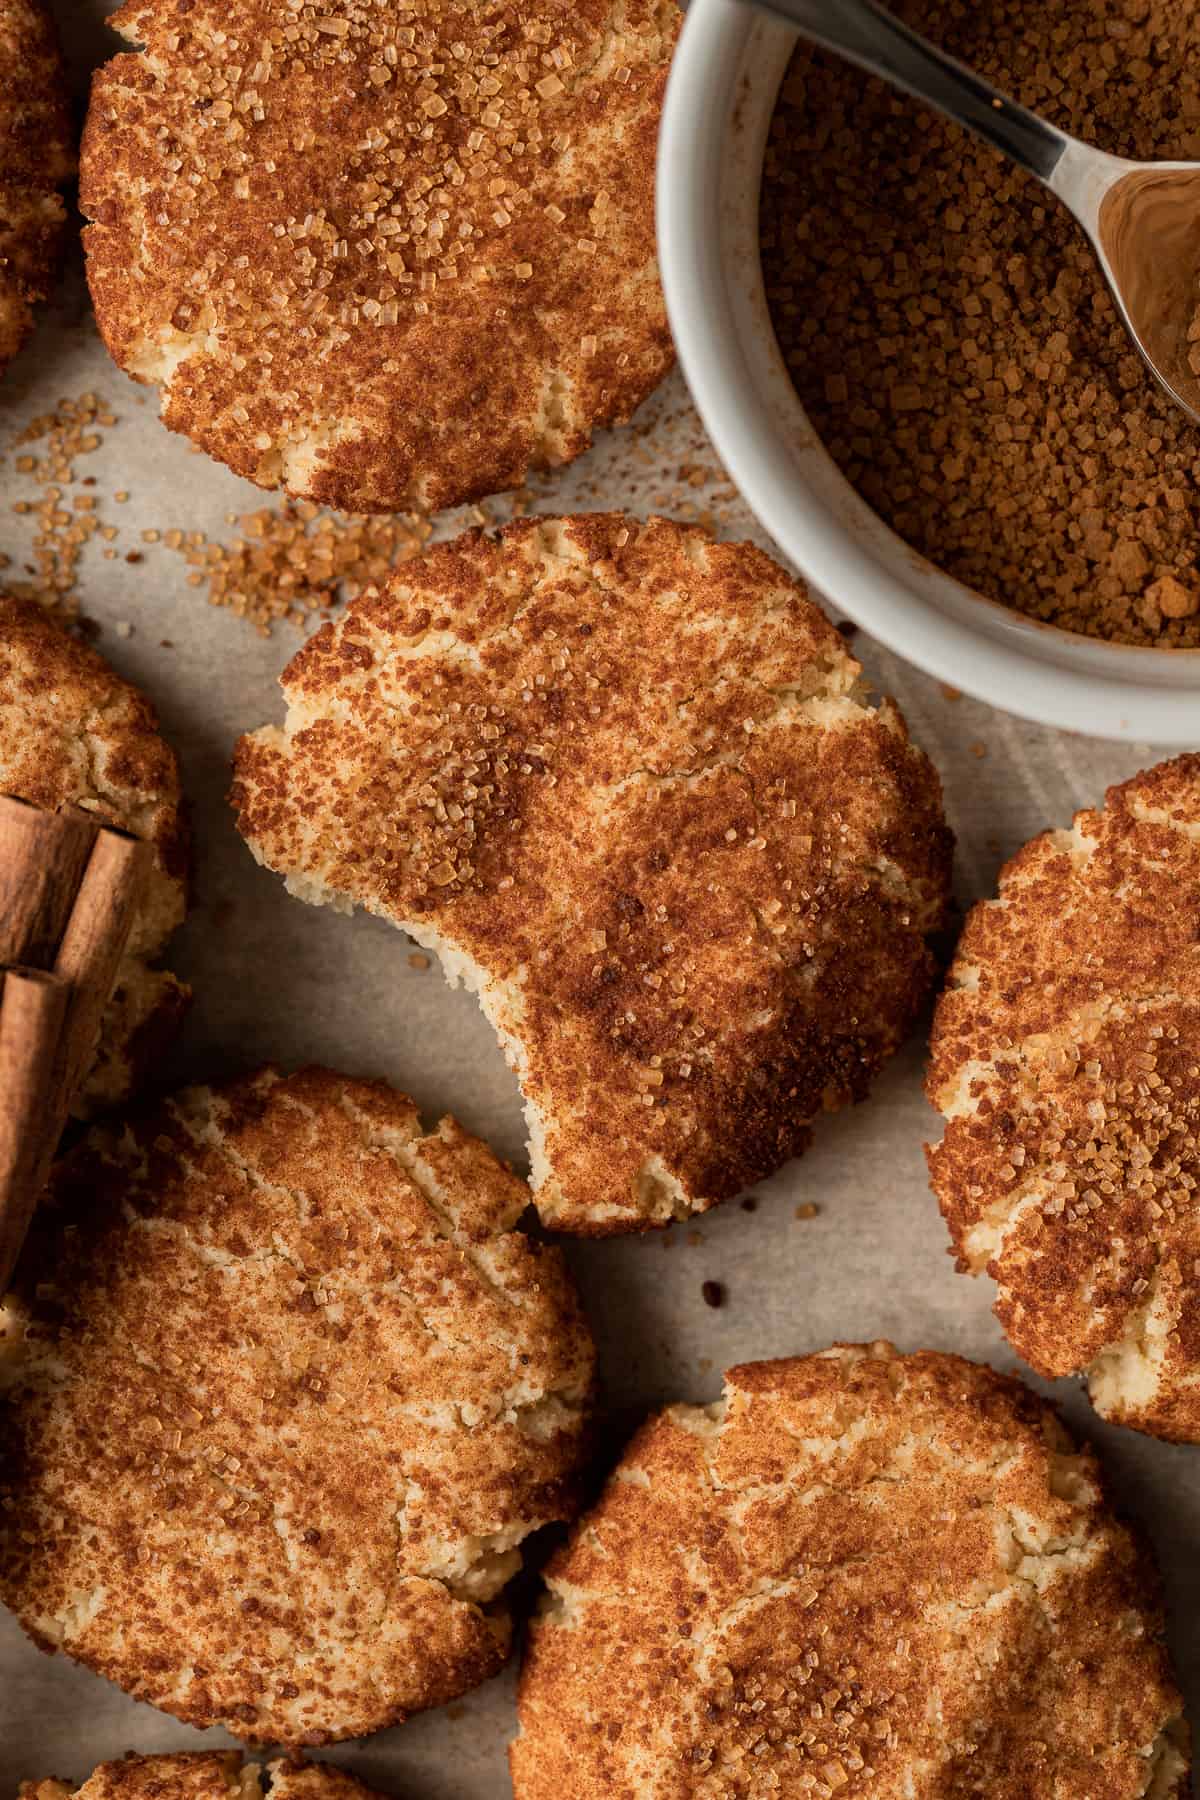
(512, 1344), (1189, 1800)
(231, 514), (953, 1234)
(0, 594), (189, 1112)
(80, 0), (678, 514)
(0, 1066), (595, 1745)
(0, 0), (71, 374)
(927, 756), (1200, 1443)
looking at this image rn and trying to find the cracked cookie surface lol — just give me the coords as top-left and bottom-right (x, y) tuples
(927, 756), (1200, 1442)
(23, 1754), (385, 1800)
(232, 514), (952, 1233)
(0, 0), (71, 374)
(511, 1343), (1188, 1799)
(0, 594), (189, 1112)
(0, 1065), (595, 1744)
(80, 0), (678, 514)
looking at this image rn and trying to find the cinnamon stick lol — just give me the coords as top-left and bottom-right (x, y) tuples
(0, 968), (70, 1286)
(54, 825), (151, 1103)
(0, 809), (150, 1290)
(0, 795), (98, 967)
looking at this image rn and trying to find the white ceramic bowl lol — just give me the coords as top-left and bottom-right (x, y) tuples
(657, 0), (1200, 743)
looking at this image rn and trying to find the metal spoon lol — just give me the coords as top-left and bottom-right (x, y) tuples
(745, 0), (1200, 425)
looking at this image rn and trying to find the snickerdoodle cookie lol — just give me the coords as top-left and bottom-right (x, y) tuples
(24, 1757), (384, 1800)
(0, 595), (188, 1113)
(0, 1066), (595, 1744)
(232, 514), (953, 1234)
(511, 1344), (1189, 1799)
(927, 756), (1200, 1442)
(80, 1), (679, 514)
(0, 0), (71, 374)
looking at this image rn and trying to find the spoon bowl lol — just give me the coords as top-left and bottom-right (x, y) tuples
(1093, 161), (1200, 425)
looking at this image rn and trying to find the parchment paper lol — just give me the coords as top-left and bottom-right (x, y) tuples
(1, 5), (1196, 1793)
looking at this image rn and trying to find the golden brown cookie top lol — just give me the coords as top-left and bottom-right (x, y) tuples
(0, 0), (72, 372)
(927, 755), (1200, 1441)
(22, 1755), (389, 1800)
(0, 1066), (595, 1745)
(232, 514), (952, 1233)
(80, 0), (678, 513)
(512, 1344), (1189, 1800)
(0, 594), (189, 1110)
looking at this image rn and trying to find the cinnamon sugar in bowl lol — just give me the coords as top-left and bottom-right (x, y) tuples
(658, 0), (1200, 742)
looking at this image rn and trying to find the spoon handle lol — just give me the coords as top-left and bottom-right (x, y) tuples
(749, 0), (1069, 184)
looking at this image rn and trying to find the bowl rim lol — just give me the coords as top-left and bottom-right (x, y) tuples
(656, 0), (1200, 744)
